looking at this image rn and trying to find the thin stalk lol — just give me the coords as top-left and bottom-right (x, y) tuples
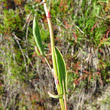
(44, 56), (52, 70)
(43, 0), (65, 110)
(63, 83), (68, 110)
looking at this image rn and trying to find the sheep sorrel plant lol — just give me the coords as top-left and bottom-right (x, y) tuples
(33, 0), (67, 110)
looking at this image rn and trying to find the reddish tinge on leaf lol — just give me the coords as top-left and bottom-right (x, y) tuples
(73, 32), (78, 42)
(91, 23), (98, 32)
(105, 29), (110, 38)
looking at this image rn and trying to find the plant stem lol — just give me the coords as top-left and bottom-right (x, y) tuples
(44, 56), (52, 70)
(43, 0), (65, 110)
(63, 83), (68, 110)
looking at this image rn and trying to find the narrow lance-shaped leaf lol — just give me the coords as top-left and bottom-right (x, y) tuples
(33, 17), (44, 56)
(55, 47), (67, 94)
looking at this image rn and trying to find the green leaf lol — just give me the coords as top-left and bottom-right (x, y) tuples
(33, 17), (44, 56)
(98, 0), (108, 3)
(48, 91), (63, 99)
(55, 47), (67, 94)
(102, 42), (110, 45)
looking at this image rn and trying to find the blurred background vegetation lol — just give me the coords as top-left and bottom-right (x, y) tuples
(0, 0), (110, 110)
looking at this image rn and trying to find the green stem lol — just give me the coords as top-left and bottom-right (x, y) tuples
(44, 56), (52, 70)
(63, 83), (68, 110)
(43, 0), (65, 110)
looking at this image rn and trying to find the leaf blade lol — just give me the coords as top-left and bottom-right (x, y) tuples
(33, 17), (44, 56)
(55, 47), (67, 94)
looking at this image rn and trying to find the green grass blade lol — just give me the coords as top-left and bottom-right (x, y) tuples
(55, 47), (67, 94)
(33, 17), (44, 56)
(101, 42), (110, 45)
